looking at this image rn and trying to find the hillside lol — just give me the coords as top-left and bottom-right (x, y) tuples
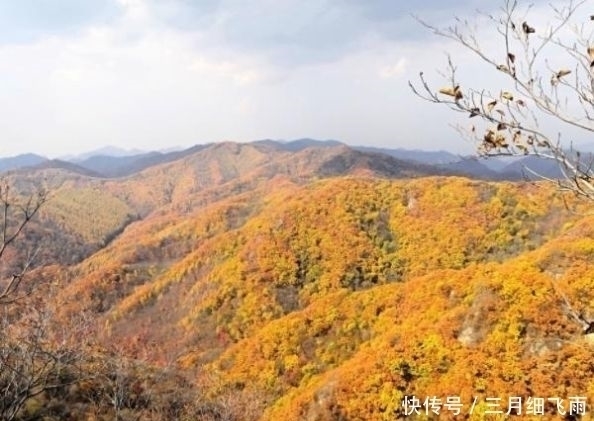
(3, 143), (594, 420)
(93, 142), (450, 216)
(52, 176), (594, 419)
(0, 153), (47, 172)
(0, 143), (445, 275)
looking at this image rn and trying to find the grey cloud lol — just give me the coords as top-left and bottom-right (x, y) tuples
(215, 2), (366, 65)
(145, 0), (496, 66)
(337, 0), (498, 41)
(0, 0), (122, 44)
(0, 0), (497, 65)
(339, 0), (493, 21)
(146, 0), (389, 65)
(146, 0), (222, 29)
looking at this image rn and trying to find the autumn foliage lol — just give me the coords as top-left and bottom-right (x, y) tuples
(3, 143), (594, 420)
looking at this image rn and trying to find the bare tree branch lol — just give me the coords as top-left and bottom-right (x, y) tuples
(411, 0), (594, 202)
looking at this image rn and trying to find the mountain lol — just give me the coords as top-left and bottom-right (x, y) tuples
(65, 145), (148, 161)
(74, 151), (164, 178)
(479, 155), (519, 171)
(2, 139), (560, 183)
(45, 168), (592, 420)
(0, 142), (568, 276)
(353, 145), (460, 165)
(501, 155), (564, 179)
(3, 140), (594, 420)
(72, 144), (211, 178)
(253, 138), (344, 151)
(28, 159), (105, 178)
(1, 142), (452, 273)
(98, 142), (457, 216)
(351, 147), (527, 180)
(72, 140), (345, 178)
(437, 156), (521, 180)
(0, 153), (48, 172)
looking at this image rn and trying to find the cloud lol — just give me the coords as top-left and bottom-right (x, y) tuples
(2, 0), (575, 159)
(0, 0), (498, 66)
(0, 0), (122, 44)
(136, 0), (494, 68)
(379, 58), (408, 79)
(116, 0), (150, 21)
(188, 55), (271, 86)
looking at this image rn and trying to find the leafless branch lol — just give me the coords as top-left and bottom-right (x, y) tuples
(411, 0), (594, 202)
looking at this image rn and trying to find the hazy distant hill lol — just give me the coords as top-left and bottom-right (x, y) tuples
(501, 155), (565, 179)
(0, 153), (47, 172)
(27, 159), (104, 178)
(1, 139), (567, 183)
(351, 146), (523, 180)
(99, 142), (457, 216)
(76, 140), (346, 178)
(73, 144), (211, 178)
(3, 139), (590, 184)
(436, 156), (523, 180)
(244, 140), (522, 181)
(353, 145), (460, 165)
(254, 138), (344, 151)
(72, 138), (452, 180)
(65, 145), (148, 161)
(75, 151), (164, 177)
(479, 155), (519, 171)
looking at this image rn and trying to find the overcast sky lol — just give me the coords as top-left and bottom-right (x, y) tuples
(0, 0), (578, 157)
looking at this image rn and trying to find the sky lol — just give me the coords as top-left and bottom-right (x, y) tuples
(0, 0), (583, 158)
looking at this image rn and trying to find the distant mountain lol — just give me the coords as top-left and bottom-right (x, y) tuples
(252, 141), (511, 180)
(501, 155), (564, 179)
(0, 153), (48, 172)
(353, 146), (460, 165)
(75, 152), (163, 178)
(134, 142), (454, 192)
(73, 144), (211, 178)
(5, 139), (578, 182)
(65, 146), (147, 161)
(158, 146), (185, 153)
(2, 142), (466, 263)
(479, 156), (520, 172)
(74, 140), (348, 178)
(437, 156), (522, 180)
(27, 159), (104, 178)
(253, 138), (344, 151)
(308, 145), (451, 178)
(350, 146), (524, 180)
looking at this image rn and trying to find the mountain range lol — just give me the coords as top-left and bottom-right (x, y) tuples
(0, 138), (565, 181)
(0, 139), (592, 420)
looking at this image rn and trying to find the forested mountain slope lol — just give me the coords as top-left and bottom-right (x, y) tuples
(2, 142), (444, 274)
(3, 143), (594, 420)
(53, 176), (594, 419)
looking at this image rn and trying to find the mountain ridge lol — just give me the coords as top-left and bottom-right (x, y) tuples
(0, 139), (572, 183)
(0, 153), (48, 172)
